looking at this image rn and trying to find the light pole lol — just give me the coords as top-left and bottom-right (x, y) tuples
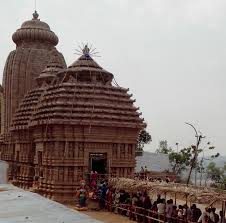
(176, 142), (179, 153)
(185, 122), (205, 186)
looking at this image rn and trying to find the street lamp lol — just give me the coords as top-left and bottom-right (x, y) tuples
(176, 142), (179, 153)
(185, 122), (205, 186)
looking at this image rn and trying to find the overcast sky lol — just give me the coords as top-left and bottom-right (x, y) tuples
(0, 0), (226, 155)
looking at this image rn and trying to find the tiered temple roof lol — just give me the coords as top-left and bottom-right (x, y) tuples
(11, 45), (145, 130)
(30, 46), (145, 129)
(11, 54), (65, 130)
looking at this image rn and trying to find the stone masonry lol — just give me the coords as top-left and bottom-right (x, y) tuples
(0, 12), (146, 203)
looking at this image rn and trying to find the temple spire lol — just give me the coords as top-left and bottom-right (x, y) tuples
(32, 0), (39, 20)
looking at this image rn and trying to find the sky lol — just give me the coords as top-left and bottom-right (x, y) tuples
(0, 0), (226, 155)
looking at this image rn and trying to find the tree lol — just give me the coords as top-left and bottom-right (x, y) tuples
(137, 129), (152, 153)
(194, 143), (219, 186)
(169, 147), (192, 175)
(156, 141), (192, 175)
(184, 122), (206, 186)
(155, 138), (220, 185)
(205, 162), (226, 189)
(156, 140), (172, 154)
(206, 162), (223, 183)
(155, 140), (192, 175)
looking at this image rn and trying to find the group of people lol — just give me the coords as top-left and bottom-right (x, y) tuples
(76, 171), (108, 208)
(104, 188), (225, 223)
(138, 166), (149, 179)
(75, 172), (225, 223)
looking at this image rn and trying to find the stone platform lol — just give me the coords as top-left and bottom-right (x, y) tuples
(0, 184), (102, 223)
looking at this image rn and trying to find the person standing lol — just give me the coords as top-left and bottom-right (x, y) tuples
(166, 199), (174, 223)
(198, 207), (210, 223)
(144, 166), (148, 179)
(219, 211), (226, 223)
(77, 186), (87, 208)
(210, 208), (219, 223)
(99, 183), (107, 210)
(157, 199), (166, 221)
(191, 204), (202, 222)
(140, 166), (145, 180)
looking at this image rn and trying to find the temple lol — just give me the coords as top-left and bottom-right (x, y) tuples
(0, 12), (146, 202)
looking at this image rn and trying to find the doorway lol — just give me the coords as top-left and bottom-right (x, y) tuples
(90, 153), (107, 174)
(37, 151), (43, 165)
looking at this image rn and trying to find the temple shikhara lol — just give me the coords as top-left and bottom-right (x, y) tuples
(0, 11), (146, 202)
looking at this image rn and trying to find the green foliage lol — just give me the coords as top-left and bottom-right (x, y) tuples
(207, 162), (223, 183)
(156, 140), (172, 154)
(210, 153), (220, 159)
(137, 129), (151, 152)
(156, 140), (220, 184)
(156, 140), (193, 175)
(206, 162), (226, 188)
(195, 149), (220, 174)
(169, 148), (192, 174)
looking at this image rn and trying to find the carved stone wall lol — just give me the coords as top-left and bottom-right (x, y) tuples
(0, 85), (3, 134)
(27, 124), (138, 202)
(2, 12), (66, 133)
(0, 29), (147, 203)
(3, 48), (65, 133)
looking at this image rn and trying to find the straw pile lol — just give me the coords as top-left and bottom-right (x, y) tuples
(108, 178), (226, 204)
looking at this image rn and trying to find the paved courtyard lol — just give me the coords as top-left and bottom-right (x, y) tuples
(0, 184), (102, 223)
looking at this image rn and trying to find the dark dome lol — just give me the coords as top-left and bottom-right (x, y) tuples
(12, 11), (58, 46)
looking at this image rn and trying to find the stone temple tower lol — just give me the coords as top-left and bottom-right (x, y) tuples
(7, 45), (146, 202)
(2, 11), (66, 134)
(0, 11), (148, 203)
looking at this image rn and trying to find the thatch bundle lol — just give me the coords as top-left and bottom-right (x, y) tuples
(108, 178), (226, 204)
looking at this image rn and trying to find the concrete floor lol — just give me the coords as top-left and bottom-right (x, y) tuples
(0, 184), (102, 223)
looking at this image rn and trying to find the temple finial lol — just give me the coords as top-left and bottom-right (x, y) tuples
(82, 45), (90, 55)
(74, 43), (100, 59)
(32, 10), (39, 20)
(82, 45), (91, 59)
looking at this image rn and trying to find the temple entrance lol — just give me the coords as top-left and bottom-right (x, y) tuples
(90, 153), (107, 174)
